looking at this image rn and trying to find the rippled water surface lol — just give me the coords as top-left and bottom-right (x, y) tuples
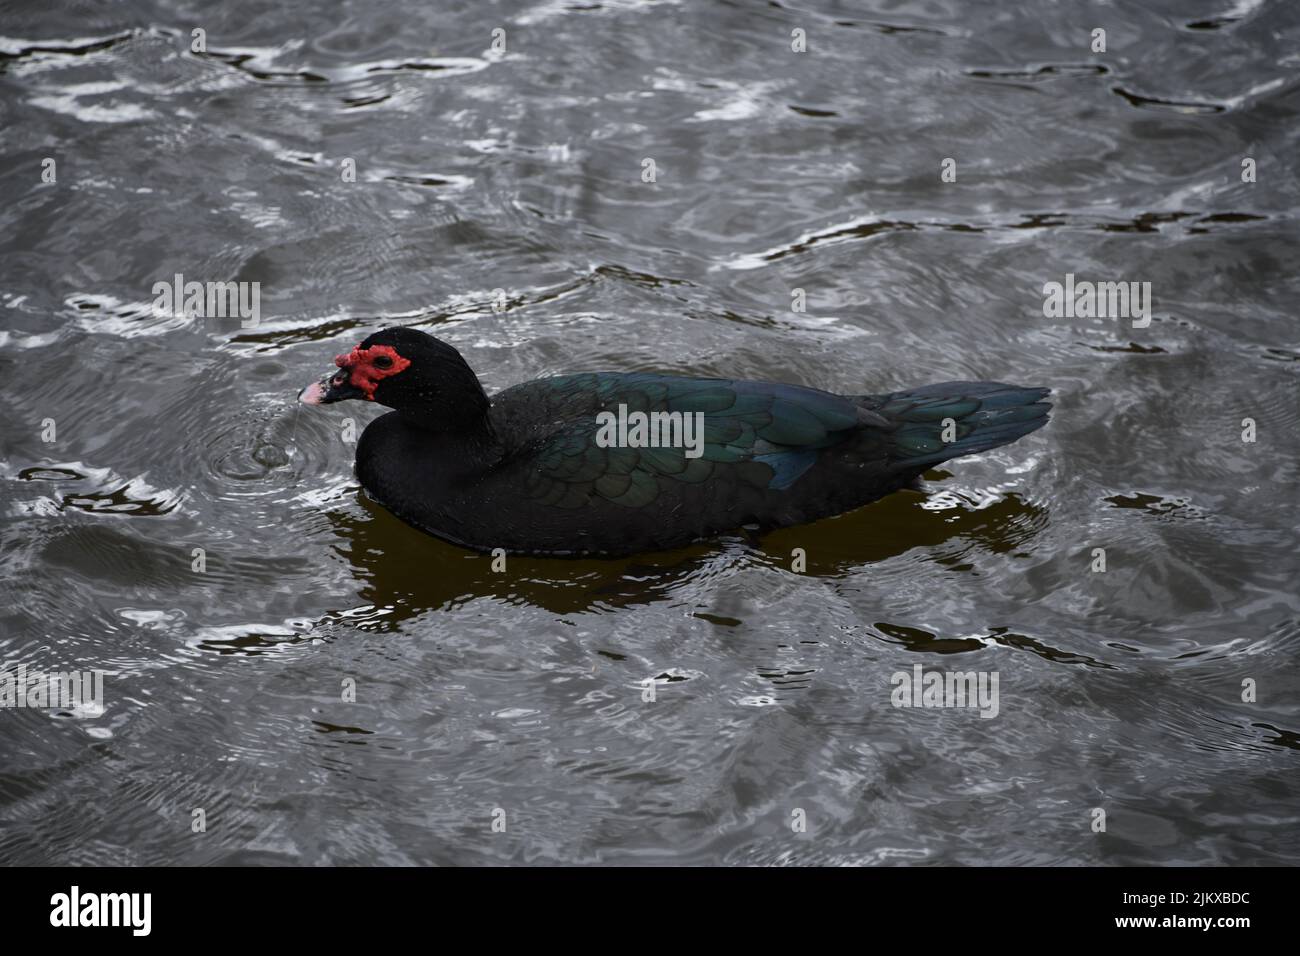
(1, 0), (1298, 865)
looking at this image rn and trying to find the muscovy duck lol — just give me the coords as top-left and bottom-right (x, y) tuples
(299, 327), (1049, 557)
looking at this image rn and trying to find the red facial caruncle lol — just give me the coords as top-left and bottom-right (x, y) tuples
(332, 344), (411, 400)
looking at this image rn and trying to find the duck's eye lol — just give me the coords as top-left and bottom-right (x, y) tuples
(373, 355), (393, 370)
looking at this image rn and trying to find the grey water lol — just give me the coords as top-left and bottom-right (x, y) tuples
(1, 0), (1297, 865)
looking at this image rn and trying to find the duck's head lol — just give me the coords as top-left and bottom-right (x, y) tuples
(298, 327), (488, 422)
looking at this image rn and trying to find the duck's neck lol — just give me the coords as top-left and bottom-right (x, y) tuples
(396, 400), (501, 469)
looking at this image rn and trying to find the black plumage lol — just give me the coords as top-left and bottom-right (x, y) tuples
(300, 327), (1050, 557)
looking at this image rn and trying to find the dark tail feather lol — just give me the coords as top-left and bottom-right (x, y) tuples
(870, 381), (1051, 471)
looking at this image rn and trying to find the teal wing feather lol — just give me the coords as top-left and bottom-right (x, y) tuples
(510, 373), (867, 508)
